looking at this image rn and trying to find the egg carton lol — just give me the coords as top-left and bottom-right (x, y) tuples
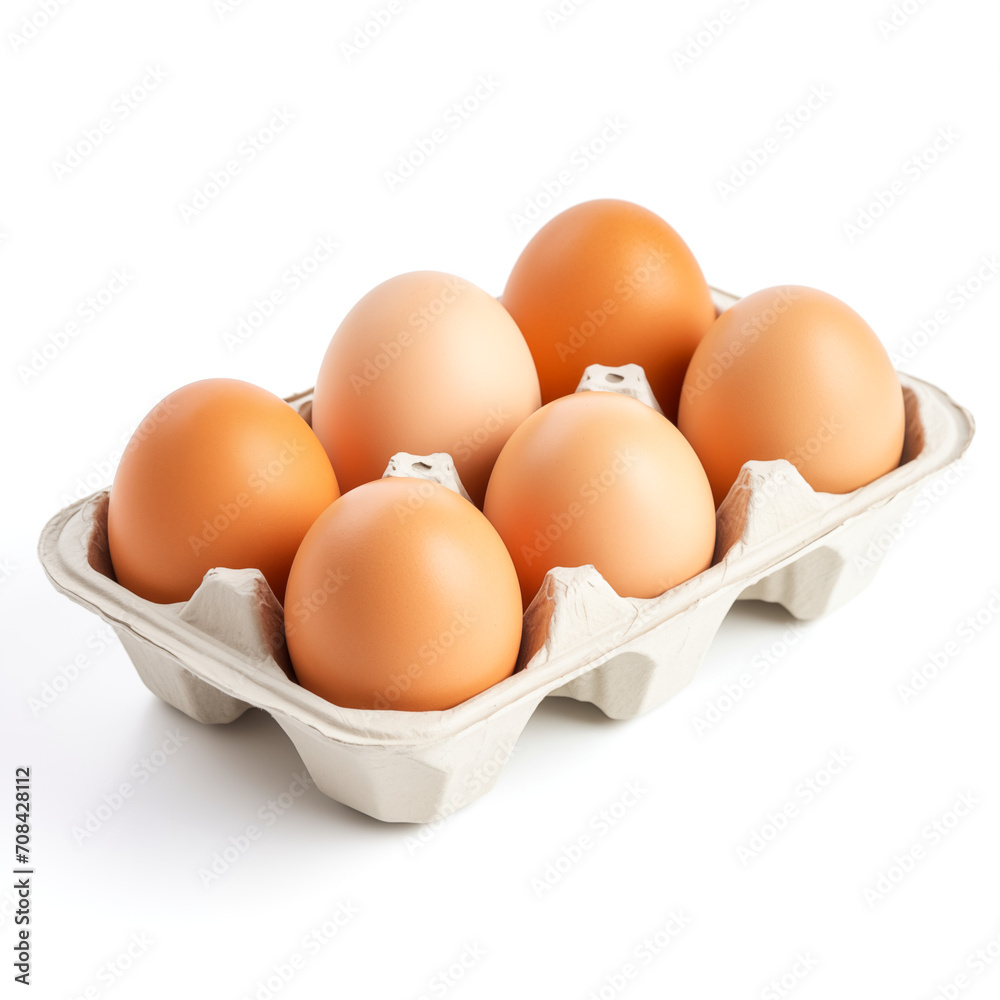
(37, 290), (975, 823)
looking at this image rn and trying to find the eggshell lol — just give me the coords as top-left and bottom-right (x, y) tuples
(678, 286), (906, 506)
(108, 378), (339, 604)
(311, 271), (541, 506)
(501, 198), (716, 420)
(284, 476), (523, 712)
(484, 390), (716, 606)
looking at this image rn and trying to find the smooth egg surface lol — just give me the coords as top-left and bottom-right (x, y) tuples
(311, 271), (541, 507)
(108, 378), (339, 604)
(678, 285), (906, 506)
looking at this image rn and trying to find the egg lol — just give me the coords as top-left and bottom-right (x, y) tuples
(484, 390), (716, 607)
(284, 477), (522, 712)
(108, 378), (339, 604)
(501, 198), (716, 420)
(310, 271), (541, 506)
(678, 286), (906, 506)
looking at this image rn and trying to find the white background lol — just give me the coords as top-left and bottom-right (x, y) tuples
(2, 0), (999, 997)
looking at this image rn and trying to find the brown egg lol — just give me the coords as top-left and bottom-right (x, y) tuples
(311, 271), (541, 506)
(484, 390), (716, 607)
(284, 477), (523, 712)
(502, 198), (716, 420)
(108, 379), (339, 604)
(678, 286), (906, 506)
